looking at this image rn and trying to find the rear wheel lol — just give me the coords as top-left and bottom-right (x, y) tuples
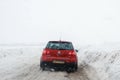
(66, 64), (78, 73)
(66, 67), (73, 73)
(74, 64), (78, 71)
(40, 61), (45, 70)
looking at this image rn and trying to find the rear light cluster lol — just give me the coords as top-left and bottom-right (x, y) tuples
(43, 50), (50, 55)
(41, 50), (50, 61)
(69, 52), (76, 57)
(69, 52), (77, 62)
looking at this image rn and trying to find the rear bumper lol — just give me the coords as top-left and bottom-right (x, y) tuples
(40, 61), (77, 70)
(41, 56), (77, 63)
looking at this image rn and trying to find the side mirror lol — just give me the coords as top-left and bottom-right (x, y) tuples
(75, 49), (79, 52)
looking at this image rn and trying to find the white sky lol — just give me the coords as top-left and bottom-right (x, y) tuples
(0, 0), (120, 44)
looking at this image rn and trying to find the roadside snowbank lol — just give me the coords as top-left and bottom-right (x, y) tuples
(0, 46), (44, 59)
(0, 46), (43, 80)
(79, 43), (120, 80)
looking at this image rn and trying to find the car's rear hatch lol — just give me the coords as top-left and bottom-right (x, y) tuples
(43, 41), (76, 62)
(45, 49), (74, 63)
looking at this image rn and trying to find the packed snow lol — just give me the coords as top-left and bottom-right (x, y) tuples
(0, 43), (120, 80)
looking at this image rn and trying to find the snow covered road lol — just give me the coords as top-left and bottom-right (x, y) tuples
(1, 56), (99, 80)
(0, 46), (101, 80)
(1, 44), (120, 80)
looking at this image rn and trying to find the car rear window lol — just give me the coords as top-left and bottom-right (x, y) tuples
(46, 41), (74, 50)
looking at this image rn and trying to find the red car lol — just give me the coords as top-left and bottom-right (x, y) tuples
(40, 41), (78, 72)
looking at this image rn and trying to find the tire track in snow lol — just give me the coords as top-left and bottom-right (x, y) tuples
(66, 64), (90, 80)
(65, 62), (100, 80)
(9, 56), (100, 80)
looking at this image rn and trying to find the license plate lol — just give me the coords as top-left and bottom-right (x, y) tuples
(53, 60), (65, 64)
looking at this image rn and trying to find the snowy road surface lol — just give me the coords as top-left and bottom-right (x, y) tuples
(0, 46), (100, 80)
(1, 44), (120, 80)
(0, 52), (99, 80)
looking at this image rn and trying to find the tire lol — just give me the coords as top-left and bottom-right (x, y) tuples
(74, 64), (78, 71)
(66, 67), (72, 73)
(66, 64), (78, 73)
(40, 61), (45, 71)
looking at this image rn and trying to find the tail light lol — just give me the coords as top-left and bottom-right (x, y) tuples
(69, 51), (77, 62)
(69, 52), (76, 57)
(41, 49), (50, 61)
(43, 50), (50, 55)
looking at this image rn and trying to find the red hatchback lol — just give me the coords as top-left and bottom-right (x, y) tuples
(40, 41), (78, 72)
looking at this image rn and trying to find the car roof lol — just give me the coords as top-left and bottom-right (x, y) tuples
(49, 41), (72, 43)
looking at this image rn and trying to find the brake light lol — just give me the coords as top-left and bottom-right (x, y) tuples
(69, 52), (76, 56)
(69, 52), (77, 62)
(43, 50), (46, 55)
(43, 50), (50, 55)
(46, 51), (50, 55)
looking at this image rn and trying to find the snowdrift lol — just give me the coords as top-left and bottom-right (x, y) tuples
(79, 43), (120, 80)
(0, 45), (44, 59)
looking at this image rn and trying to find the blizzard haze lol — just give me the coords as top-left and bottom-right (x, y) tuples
(0, 0), (120, 44)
